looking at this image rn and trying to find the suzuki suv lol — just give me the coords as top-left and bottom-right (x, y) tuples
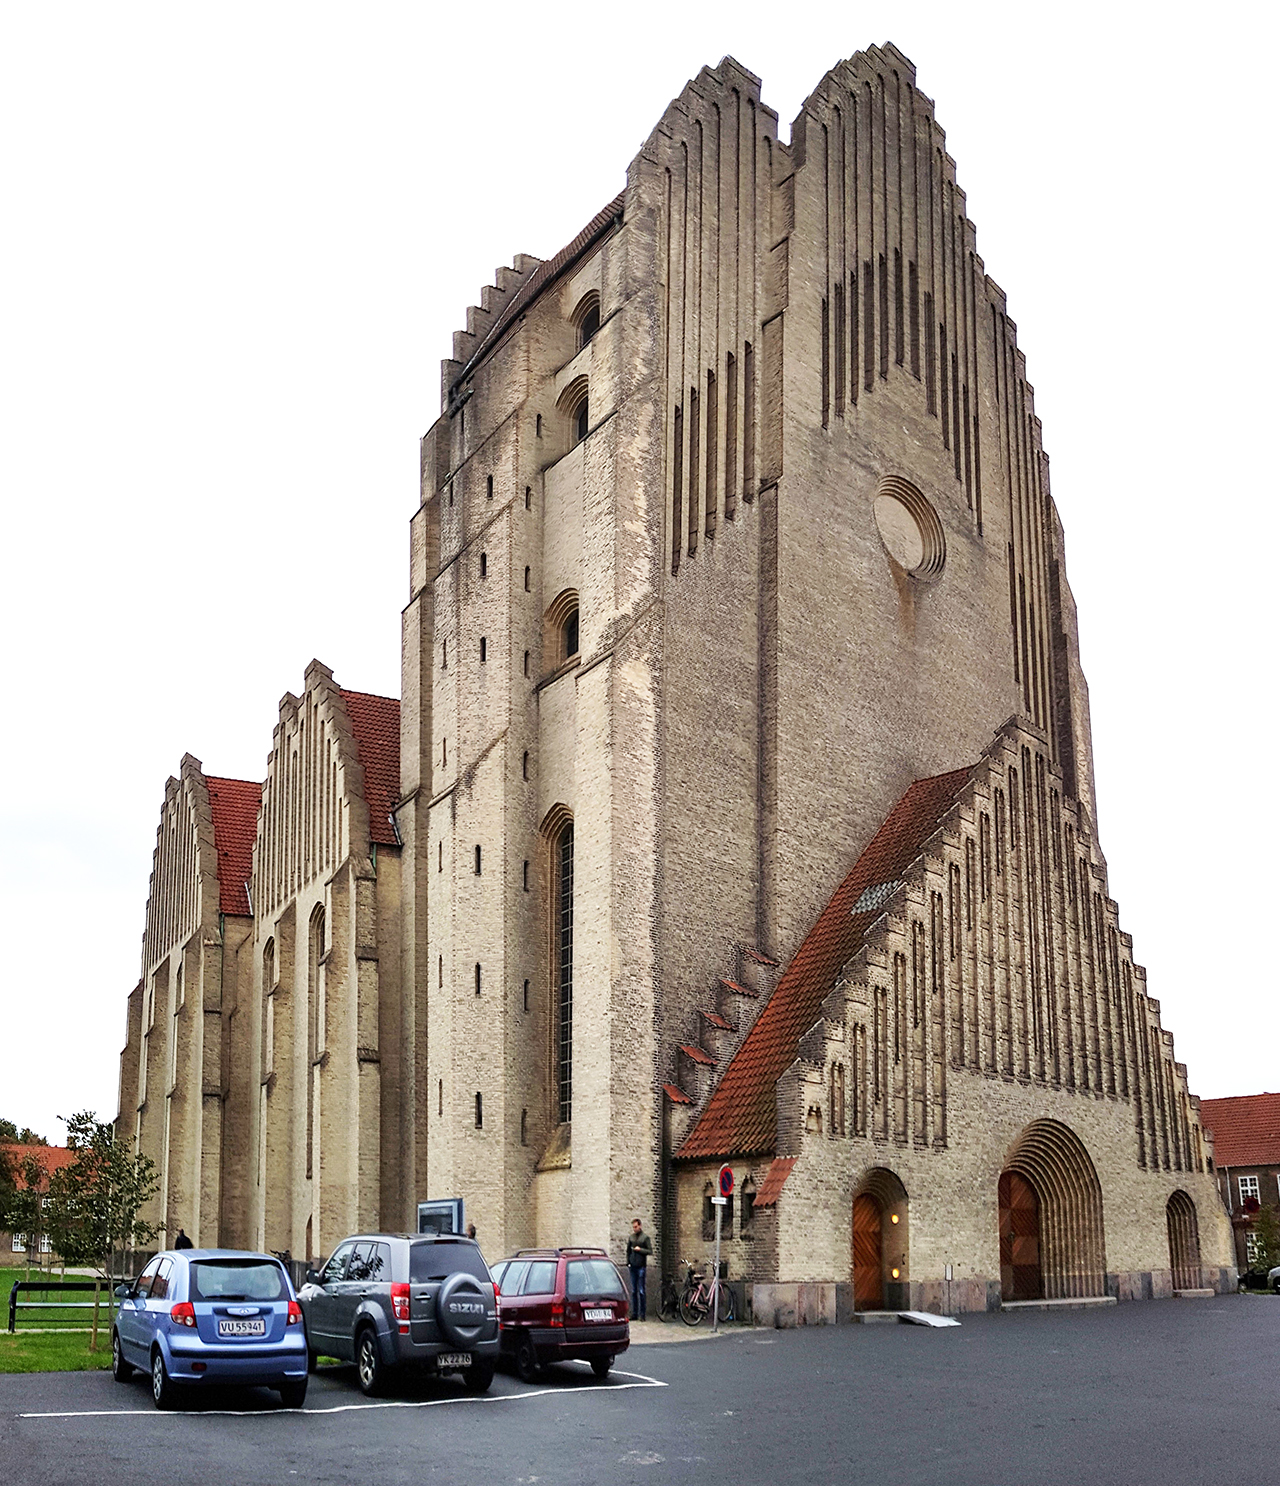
(489, 1247), (629, 1382)
(299, 1232), (498, 1395)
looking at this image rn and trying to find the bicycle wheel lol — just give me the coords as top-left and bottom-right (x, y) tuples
(678, 1287), (706, 1326)
(660, 1279), (679, 1319)
(715, 1284), (735, 1324)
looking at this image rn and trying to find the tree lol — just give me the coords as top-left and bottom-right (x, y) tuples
(4, 1149), (51, 1268)
(0, 1144), (15, 1226)
(45, 1111), (159, 1277)
(0, 1118), (50, 1145)
(1250, 1203), (1280, 1274)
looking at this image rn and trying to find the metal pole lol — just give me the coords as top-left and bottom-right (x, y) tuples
(711, 1201), (723, 1334)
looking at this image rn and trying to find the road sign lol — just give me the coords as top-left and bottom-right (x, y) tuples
(711, 1195), (727, 1206)
(718, 1164), (734, 1197)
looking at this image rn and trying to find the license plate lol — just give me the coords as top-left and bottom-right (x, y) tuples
(217, 1317), (266, 1337)
(583, 1308), (613, 1322)
(436, 1352), (471, 1370)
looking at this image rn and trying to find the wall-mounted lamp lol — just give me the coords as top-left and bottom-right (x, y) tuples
(891, 1267), (901, 1279)
(890, 1213), (899, 1224)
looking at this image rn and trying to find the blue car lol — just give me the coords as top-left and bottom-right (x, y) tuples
(111, 1249), (308, 1409)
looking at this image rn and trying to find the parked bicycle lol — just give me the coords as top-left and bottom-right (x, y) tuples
(677, 1258), (734, 1326)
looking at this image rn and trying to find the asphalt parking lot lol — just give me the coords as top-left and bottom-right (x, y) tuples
(2, 1295), (1276, 1486)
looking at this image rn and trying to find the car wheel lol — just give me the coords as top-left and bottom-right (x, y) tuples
(462, 1360), (495, 1394)
(111, 1331), (133, 1383)
(151, 1350), (179, 1410)
(278, 1380), (308, 1409)
(356, 1327), (385, 1397)
(515, 1334), (541, 1384)
(590, 1356), (613, 1379)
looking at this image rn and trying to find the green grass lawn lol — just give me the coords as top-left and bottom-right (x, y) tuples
(0, 1328), (113, 1373)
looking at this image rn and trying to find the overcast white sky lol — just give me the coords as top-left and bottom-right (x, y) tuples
(1, 1), (1275, 1144)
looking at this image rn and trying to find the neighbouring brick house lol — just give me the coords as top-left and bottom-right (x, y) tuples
(116, 42), (1235, 1316)
(1199, 1093), (1280, 1273)
(1, 1144), (75, 1266)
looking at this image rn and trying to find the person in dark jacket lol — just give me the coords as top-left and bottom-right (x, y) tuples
(625, 1218), (652, 1321)
(173, 1228), (193, 1250)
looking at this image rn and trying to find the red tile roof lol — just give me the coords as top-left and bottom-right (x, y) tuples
(676, 767), (973, 1161)
(1199, 1093), (1280, 1168)
(341, 690), (401, 848)
(2, 1144), (76, 1189)
(753, 1157), (797, 1208)
(205, 777), (261, 917)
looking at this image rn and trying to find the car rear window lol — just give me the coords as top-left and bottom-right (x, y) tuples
(566, 1259), (626, 1299)
(522, 1260), (558, 1295)
(409, 1241), (490, 1284)
(190, 1260), (287, 1302)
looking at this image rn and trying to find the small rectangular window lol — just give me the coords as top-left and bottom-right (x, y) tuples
(480, 637), (487, 662)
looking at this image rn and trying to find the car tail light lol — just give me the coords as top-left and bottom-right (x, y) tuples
(170, 1302), (196, 1328)
(286, 1300), (303, 1327)
(550, 1300), (565, 1327)
(391, 1283), (410, 1323)
(491, 1277), (500, 1297)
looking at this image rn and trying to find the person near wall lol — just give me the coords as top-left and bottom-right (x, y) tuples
(626, 1218), (652, 1321)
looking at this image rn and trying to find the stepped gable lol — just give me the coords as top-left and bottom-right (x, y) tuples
(450, 192), (626, 390)
(676, 766), (972, 1161)
(205, 777), (261, 916)
(1199, 1093), (1280, 1168)
(340, 690), (401, 848)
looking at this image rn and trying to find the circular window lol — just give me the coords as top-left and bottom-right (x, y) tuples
(871, 476), (945, 578)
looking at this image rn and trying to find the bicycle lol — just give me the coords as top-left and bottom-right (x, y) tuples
(677, 1258), (735, 1326)
(658, 1270), (682, 1321)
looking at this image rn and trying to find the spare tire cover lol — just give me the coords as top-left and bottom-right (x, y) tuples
(436, 1272), (490, 1348)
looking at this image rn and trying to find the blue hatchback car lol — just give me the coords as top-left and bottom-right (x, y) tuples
(111, 1249), (308, 1409)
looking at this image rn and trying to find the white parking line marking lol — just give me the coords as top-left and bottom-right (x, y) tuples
(17, 1367), (667, 1420)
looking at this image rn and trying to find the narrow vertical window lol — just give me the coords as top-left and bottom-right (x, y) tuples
(555, 820), (574, 1124)
(523, 860), (529, 891)
(893, 248), (904, 365)
(474, 845), (482, 875)
(523, 650), (530, 677)
(438, 1079), (443, 1116)
(475, 963), (482, 996)
(724, 352), (738, 518)
(480, 552), (487, 578)
(441, 737), (447, 766)
(475, 1093), (483, 1128)
(524, 566), (531, 591)
(525, 486), (532, 509)
(441, 640), (447, 670)
(908, 260), (920, 378)
(520, 1109), (528, 1145)
(438, 840), (443, 872)
(486, 475), (493, 499)
(438, 955), (443, 988)
(833, 282), (844, 414)
(522, 750), (529, 780)
(480, 637), (487, 662)
(535, 414), (542, 438)
(687, 385), (700, 554)
(523, 979), (530, 1012)
(742, 342), (755, 502)
(878, 253), (889, 378)
(820, 296), (830, 428)
(672, 402), (684, 571)
(705, 368), (717, 537)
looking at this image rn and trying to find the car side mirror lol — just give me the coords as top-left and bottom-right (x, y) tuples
(113, 1283), (133, 1299)
(305, 1268), (320, 1285)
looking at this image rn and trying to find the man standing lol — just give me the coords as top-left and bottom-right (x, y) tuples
(625, 1218), (652, 1321)
(173, 1228), (193, 1250)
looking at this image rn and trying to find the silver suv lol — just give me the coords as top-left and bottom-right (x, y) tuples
(298, 1232), (498, 1395)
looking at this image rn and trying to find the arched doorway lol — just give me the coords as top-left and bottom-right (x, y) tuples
(851, 1169), (908, 1310)
(998, 1171), (1042, 1300)
(999, 1120), (1106, 1300)
(1166, 1191), (1202, 1291)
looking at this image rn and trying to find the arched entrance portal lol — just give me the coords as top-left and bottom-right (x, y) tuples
(999, 1120), (1106, 1300)
(851, 1169), (908, 1310)
(1166, 1191), (1202, 1291)
(998, 1171), (1042, 1300)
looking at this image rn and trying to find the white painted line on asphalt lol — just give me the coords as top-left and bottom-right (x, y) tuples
(17, 1367), (667, 1420)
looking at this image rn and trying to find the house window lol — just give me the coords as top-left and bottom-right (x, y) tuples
(1239, 1174), (1261, 1206)
(1246, 1230), (1265, 1265)
(702, 1182), (716, 1242)
(740, 1178), (756, 1238)
(12, 1234), (24, 1253)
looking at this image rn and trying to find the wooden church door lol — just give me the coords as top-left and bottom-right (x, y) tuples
(998, 1170), (1042, 1301)
(852, 1193), (883, 1310)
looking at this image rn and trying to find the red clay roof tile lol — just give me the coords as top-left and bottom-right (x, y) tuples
(752, 1156), (797, 1207)
(205, 777), (261, 917)
(680, 1045), (716, 1067)
(676, 767), (973, 1162)
(701, 1011), (731, 1030)
(663, 1084), (695, 1106)
(341, 690), (401, 848)
(1199, 1093), (1280, 1168)
(718, 978), (757, 998)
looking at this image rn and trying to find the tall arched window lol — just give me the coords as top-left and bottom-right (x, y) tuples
(307, 905), (326, 1180)
(261, 938), (275, 1083)
(572, 291), (601, 349)
(542, 809), (575, 1126)
(557, 376), (589, 448)
(544, 590), (580, 673)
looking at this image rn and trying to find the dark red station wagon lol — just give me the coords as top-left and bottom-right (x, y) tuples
(489, 1247), (630, 1381)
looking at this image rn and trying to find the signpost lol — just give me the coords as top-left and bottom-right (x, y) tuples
(712, 1164), (733, 1333)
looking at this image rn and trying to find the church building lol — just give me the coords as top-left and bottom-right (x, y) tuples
(117, 43), (1234, 1314)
